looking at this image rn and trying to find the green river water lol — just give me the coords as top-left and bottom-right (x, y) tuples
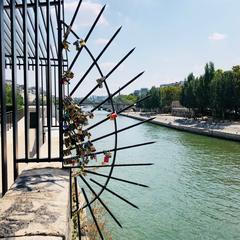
(84, 111), (240, 240)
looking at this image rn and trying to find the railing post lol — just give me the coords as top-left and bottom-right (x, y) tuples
(23, 0), (29, 161)
(35, 0), (40, 159)
(46, 0), (52, 159)
(10, 0), (19, 180)
(57, 0), (63, 162)
(0, 0), (8, 195)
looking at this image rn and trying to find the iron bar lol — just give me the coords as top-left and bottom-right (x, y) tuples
(84, 170), (149, 188)
(37, 1), (55, 59)
(75, 48), (136, 100)
(54, 61), (57, 126)
(63, 0), (82, 41)
(70, 169), (73, 218)
(86, 95), (151, 131)
(61, 21), (79, 39)
(0, 0), (8, 195)
(68, 141), (155, 158)
(79, 175), (122, 228)
(4, 1), (61, 9)
(46, 0), (52, 159)
(35, 0), (40, 159)
(84, 163), (154, 169)
(91, 117), (155, 143)
(68, 5), (106, 72)
(74, 176), (81, 240)
(58, 0), (63, 163)
(23, 0), (29, 161)
(16, 157), (62, 163)
(90, 71), (145, 112)
(81, 188), (104, 240)
(10, 0), (18, 180)
(64, 25), (121, 96)
(41, 62), (45, 143)
(90, 178), (139, 209)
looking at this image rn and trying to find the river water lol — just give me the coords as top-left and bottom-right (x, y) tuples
(85, 111), (240, 240)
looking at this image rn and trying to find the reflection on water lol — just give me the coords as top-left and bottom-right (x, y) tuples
(85, 112), (240, 240)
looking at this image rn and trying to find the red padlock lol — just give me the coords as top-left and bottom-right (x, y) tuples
(103, 155), (110, 163)
(109, 112), (117, 120)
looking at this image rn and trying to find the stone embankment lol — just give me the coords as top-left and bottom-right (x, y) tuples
(121, 112), (240, 141)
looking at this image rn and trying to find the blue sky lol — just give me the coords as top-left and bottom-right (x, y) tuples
(64, 0), (240, 96)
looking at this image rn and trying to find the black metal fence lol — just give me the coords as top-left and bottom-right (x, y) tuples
(0, 0), (66, 195)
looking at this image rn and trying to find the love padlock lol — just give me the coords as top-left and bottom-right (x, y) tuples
(64, 70), (74, 79)
(62, 40), (70, 51)
(109, 112), (117, 120)
(73, 39), (81, 51)
(80, 39), (86, 47)
(96, 77), (106, 88)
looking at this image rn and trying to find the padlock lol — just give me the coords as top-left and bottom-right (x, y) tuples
(87, 132), (91, 140)
(64, 138), (71, 148)
(80, 39), (86, 47)
(64, 70), (74, 79)
(96, 77), (105, 88)
(73, 39), (81, 51)
(63, 149), (71, 156)
(109, 112), (117, 120)
(89, 144), (96, 152)
(62, 40), (70, 51)
(87, 112), (94, 119)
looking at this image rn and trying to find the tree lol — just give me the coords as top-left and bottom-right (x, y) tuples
(6, 84), (24, 109)
(160, 85), (182, 112)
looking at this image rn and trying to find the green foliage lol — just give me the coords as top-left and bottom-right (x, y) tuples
(114, 94), (137, 105)
(6, 84), (24, 108)
(137, 85), (181, 112)
(181, 62), (240, 119)
(160, 85), (181, 109)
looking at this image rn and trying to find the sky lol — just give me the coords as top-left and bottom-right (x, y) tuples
(9, 0), (240, 97)
(63, 0), (240, 96)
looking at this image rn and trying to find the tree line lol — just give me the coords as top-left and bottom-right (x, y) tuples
(117, 62), (240, 119)
(181, 63), (240, 119)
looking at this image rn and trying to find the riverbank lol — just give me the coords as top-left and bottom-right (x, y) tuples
(121, 112), (240, 142)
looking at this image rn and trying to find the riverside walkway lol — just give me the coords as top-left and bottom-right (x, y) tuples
(121, 112), (240, 141)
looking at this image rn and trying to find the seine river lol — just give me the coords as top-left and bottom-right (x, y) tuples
(85, 111), (240, 240)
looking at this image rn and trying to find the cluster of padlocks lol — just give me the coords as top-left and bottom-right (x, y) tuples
(62, 38), (86, 52)
(60, 37), (120, 170)
(62, 95), (117, 169)
(63, 96), (96, 166)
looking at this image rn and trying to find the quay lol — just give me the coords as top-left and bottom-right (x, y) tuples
(121, 112), (240, 142)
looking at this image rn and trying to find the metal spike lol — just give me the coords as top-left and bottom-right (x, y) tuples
(79, 175), (123, 228)
(86, 95), (151, 131)
(73, 177), (81, 240)
(73, 47), (136, 101)
(63, 0), (83, 41)
(68, 141), (155, 158)
(63, 163), (154, 169)
(90, 178), (139, 209)
(91, 117), (155, 143)
(70, 26), (122, 96)
(68, 5), (106, 71)
(91, 71), (145, 112)
(84, 170), (149, 188)
(81, 188), (104, 240)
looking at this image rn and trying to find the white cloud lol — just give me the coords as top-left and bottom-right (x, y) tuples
(95, 38), (109, 45)
(64, 0), (109, 27)
(208, 32), (227, 41)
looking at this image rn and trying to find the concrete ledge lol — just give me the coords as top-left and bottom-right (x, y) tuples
(0, 166), (70, 240)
